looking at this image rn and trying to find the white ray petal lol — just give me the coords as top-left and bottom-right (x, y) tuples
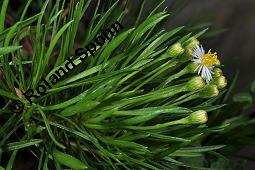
(194, 65), (200, 72)
(198, 65), (203, 75)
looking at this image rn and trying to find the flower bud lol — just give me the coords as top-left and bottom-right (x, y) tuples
(166, 43), (185, 57)
(186, 110), (208, 124)
(179, 49), (193, 62)
(213, 68), (223, 77)
(199, 85), (219, 98)
(186, 76), (206, 91)
(184, 37), (200, 49)
(212, 76), (227, 89)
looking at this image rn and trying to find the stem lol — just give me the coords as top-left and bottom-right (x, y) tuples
(164, 92), (200, 106)
(38, 108), (66, 149)
(125, 118), (188, 130)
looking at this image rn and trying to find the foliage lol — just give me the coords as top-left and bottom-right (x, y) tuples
(0, 0), (254, 169)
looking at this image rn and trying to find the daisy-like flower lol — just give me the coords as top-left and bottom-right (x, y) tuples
(192, 45), (220, 83)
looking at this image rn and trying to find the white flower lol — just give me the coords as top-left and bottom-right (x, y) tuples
(192, 45), (220, 83)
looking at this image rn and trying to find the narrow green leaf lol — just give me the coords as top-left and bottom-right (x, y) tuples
(53, 150), (88, 169)
(233, 92), (253, 106)
(86, 1), (118, 44)
(97, 134), (149, 153)
(0, 88), (19, 100)
(0, 13), (43, 41)
(169, 152), (202, 157)
(191, 104), (226, 112)
(5, 139), (43, 151)
(42, 90), (88, 110)
(178, 145), (225, 153)
(0, 46), (22, 56)
(194, 28), (208, 38)
(60, 100), (100, 117)
(97, 28), (134, 64)
(0, 0), (9, 32)
(6, 150), (18, 170)
(20, 0), (33, 21)
(149, 133), (191, 142)
(48, 121), (91, 141)
(58, 64), (105, 86)
(44, 20), (74, 70)
(131, 12), (169, 45)
(39, 109), (66, 149)
(49, 10), (63, 25)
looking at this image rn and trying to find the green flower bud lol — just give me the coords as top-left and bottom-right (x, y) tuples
(213, 68), (223, 77)
(166, 43), (185, 57)
(212, 76), (227, 89)
(186, 76), (206, 91)
(199, 85), (219, 98)
(186, 110), (208, 124)
(179, 49), (193, 62)
(184, 37), (200, 49)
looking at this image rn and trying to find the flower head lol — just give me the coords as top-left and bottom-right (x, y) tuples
(213, 68), (223, 77)
(186, 110), (208, 124)
(185, 37), (200, 49)
(166, 43), (184, 57)
(186, 76), (206, 91)
(212, 76), (227, 89)
(192, 45), (220, 83)
(199, 85), (219, 98)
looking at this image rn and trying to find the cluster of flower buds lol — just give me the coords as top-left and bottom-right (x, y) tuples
(159, 37), (228, 125)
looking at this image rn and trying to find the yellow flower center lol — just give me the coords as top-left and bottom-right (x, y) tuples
(202, 49), (220, 67)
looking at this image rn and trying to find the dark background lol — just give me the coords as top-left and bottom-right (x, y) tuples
(165, 0), (255, 92)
